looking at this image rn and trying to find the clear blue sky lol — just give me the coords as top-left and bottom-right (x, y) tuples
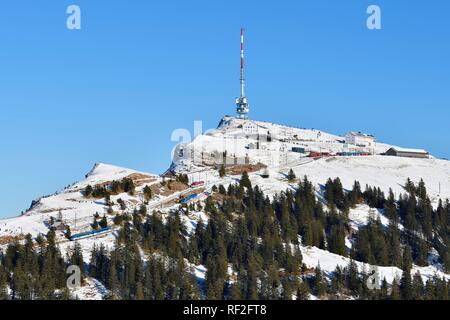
(0, 0), (449, 218)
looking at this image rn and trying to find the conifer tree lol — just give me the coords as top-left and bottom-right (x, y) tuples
(411, 271), (424, 300)
(380, 278), (389, 300)
(402, 245), (413, 272)
(69, 242), (85, 281)
(143, 185), (152, 201)
(327, 224), (346, 256)
(400, 268), (413, 300)
(219, 165), (226, 178)
(92, 216), (99, 229)
(348, 181), (362, 206)
(287, 169), (296, 182)
(246, 255), (259, 300)
(99, 215), (108, 228)
(230, 268), (245, 300)
(345, 260), (360, 294)
(314, 265), (327, 298)
(84, 185), (93, 197)
(390, 278), (401, 300)
(122, 178), (136, 195)
(296, 280), (310, 300)
(424, 279), (436, 300)
(240, 171), (252, 190)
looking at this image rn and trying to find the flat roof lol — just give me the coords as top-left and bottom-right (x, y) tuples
(346, 131), (375, 138)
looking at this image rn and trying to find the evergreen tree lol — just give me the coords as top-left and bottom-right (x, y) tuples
(348, 181), (363, 206)
(99, 215), (108, 228)
(92, 217), (99, 230)
(345, 260), (360, 294)
(230, 268), (245, 300)
(387, 221), (401, 267)
(402, 245), (413, 272)
(122, 178), (136, 195)
(314, 265), (327, 298)
(287, 169), (296, 182)
(424, 279), (436, 300)
(219, 165), (226, 178)
(69, 242), (85, 283)
(143, 185), (152, 201)
(246, 255), (259, 300)
(297, 280), (310, 300)
(411, 272), (424, 300)
(240, 171), (252, 190)
(400, 268), (413, 300)
(84, 185), (93, 197)
(327, 224), (346, 256)
(390, 279), (401, 300)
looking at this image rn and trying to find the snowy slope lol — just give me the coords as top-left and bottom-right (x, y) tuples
(70, 277), (109, 300)
(0, 163), (159, 239)
(289, 156), (450, 206)
(301, 245), (450, 284)
(348, 204), (393, 231)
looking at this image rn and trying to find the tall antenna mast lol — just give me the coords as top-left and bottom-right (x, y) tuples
(236, 27), (249, 119)
(240, 27), (245, 97)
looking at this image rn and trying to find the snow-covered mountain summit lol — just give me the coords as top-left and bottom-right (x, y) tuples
(169, 116), (420, 174)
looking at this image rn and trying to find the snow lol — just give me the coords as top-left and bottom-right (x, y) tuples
(301, 245), (449, 284)
(345, 237), (353, 250)
(181, 211), (209, 235)
(289, 156), (450, 207)
(77, 162), (158, 190)
(59, 231), (117, 263)
(348, 204), (394, 230)
(194, 264), (206, 279)
(70, 277), (109, 300)
(302, 245), (401, 284)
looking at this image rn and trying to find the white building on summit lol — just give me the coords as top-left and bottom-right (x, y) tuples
(345, 131), (376, 148)
(242, 121), (258, 135)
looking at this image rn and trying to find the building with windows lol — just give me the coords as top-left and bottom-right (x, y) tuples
(242, 121), (258, 135)
(345, 131), (376, 148)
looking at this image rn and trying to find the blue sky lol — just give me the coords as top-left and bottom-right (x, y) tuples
(0, 0), (449, 218)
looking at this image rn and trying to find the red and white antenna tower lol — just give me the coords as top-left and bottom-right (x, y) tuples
(240, 27), (245, 97)
(236, 27), (250, 119)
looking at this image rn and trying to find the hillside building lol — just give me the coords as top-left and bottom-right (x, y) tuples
(345, 132), (376, 148)
(385, 147), (429, 159)
(242, 121), (258, 135)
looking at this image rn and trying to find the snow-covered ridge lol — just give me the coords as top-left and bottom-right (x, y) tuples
(0, 163), (159, 240)
(76, 162), (158, 190)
